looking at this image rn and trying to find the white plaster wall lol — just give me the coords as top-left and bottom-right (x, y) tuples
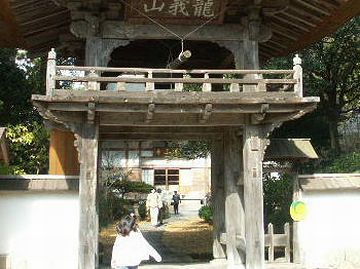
(298, 191), (360, 269)
(0, 191), (79, 269)
(141, 156), (211, 169)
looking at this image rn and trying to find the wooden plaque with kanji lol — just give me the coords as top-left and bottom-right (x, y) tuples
(125, 0), (226, 25)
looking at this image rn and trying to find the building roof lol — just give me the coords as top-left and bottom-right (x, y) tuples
(0, 175), (79, 191)
(298, 173), (360, 191)
(0, 0), (359, 59)
(265, 138), (318, 161)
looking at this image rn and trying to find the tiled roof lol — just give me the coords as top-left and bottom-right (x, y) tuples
(265, 138), (318, 161)
(299, 174), (360, 191)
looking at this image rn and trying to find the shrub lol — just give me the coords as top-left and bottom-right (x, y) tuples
(318, 151), (360, 173)
(198, 205), (213, 224)
(111, 180), (153, 195)
(138, 200), (147, 220)
(99, 179), (153, 227)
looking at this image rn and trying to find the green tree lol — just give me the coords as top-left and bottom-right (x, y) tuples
(6, 122), (49, 174)
(0, 48), (50, 174)
(302, 17), (360, 154)
(167, 140), (210, 159)
(0, 49), (35, 124)
(269, 17), (360, 156)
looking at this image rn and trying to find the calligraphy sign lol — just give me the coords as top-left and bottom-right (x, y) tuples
(125, 0), (226, 25)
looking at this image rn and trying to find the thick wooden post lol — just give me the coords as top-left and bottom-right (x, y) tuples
(224, 128), (245, 268)
(77, 122), (99, 269)
(211, 138), (226, 260)
(46, 48), (56, 96)
(243, 14), (260, 93)
(243, 125), (265, 269)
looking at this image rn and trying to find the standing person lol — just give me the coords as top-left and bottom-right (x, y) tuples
(157, 188), (166, 225)
(172, 191), (181, 215)
(111, 214), (162, 269)
(146, 188), (160, 226)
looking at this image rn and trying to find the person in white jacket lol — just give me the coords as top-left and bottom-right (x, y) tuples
(146, 188), (161, 226)
(111, 214), (162, 269)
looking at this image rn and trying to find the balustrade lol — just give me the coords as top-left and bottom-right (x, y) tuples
(46, 49), (303, 97)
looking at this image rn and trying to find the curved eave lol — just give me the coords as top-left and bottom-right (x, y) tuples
(262, 0), (360, 59)
(1, 0), (359, 59)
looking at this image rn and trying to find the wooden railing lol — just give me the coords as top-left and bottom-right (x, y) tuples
(265, 223), (291, 263)
(46, 48), (303, 97)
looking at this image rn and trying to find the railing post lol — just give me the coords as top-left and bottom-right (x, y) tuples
(46, 48), (56, 96)
(87, 70), (100, 91)
(174, 74), (184, 91)
(202, 73), (212, 92)
(267, 223), (274, 262)
(145, 71), (154, 91)
(284, 223), (291, 262)
(293, 54), (303, 97)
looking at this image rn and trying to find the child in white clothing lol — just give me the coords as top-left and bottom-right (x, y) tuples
(111, 214), (162, 269)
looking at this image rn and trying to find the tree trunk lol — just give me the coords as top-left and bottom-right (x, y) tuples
(328, 119), (341, 155)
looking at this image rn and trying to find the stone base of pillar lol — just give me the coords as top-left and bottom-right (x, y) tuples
(226, 264), (246, 269)
(210, 258), (227, 264)
(210, 259), (246, 269)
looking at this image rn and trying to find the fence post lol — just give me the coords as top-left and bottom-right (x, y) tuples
(145, 71), (154, 91)
(202, 73), (212, 92)
(46, 48), (56, 96)
(87, 70), (99, 91)
(284, 223), (291, 262)
(293, 54), (303, 97)
(268, 223), (274, 262)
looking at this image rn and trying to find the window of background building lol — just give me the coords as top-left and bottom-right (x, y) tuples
(154, 169), (179, 186)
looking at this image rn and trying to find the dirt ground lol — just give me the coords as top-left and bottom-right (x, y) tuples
(99, 218), (213, 264)
(161, 219), (213, 258)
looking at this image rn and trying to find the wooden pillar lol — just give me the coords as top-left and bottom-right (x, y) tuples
(243, 125), (265, 269)
(211, 137), (226, 260)
(77, 122), (99, 269)
(224, 128), (245, 267)
(292, 173), (305, 265)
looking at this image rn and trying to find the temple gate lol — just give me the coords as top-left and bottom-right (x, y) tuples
(2, 0), (359, 268)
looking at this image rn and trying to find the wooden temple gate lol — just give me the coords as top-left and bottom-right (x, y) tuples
(33, 47), (318, 269)
(2, 0), (359, 268)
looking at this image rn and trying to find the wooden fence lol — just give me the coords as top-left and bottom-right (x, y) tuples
(46, 49), (303, 97)
(265, 223), (291, 263)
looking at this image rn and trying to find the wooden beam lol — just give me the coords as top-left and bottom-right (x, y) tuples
(99, 133), (217, 140)
(292, 0), (331, 16)
(35, 91), (319, 105)
(280, 0), (360, 57)
(101, 21), (245, 41)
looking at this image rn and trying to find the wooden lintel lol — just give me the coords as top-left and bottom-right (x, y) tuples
(48, 102), (310, 113)
(34, 91), (319, 105)
(100, 133), (217, 141)
(101, 21), (245, 41)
